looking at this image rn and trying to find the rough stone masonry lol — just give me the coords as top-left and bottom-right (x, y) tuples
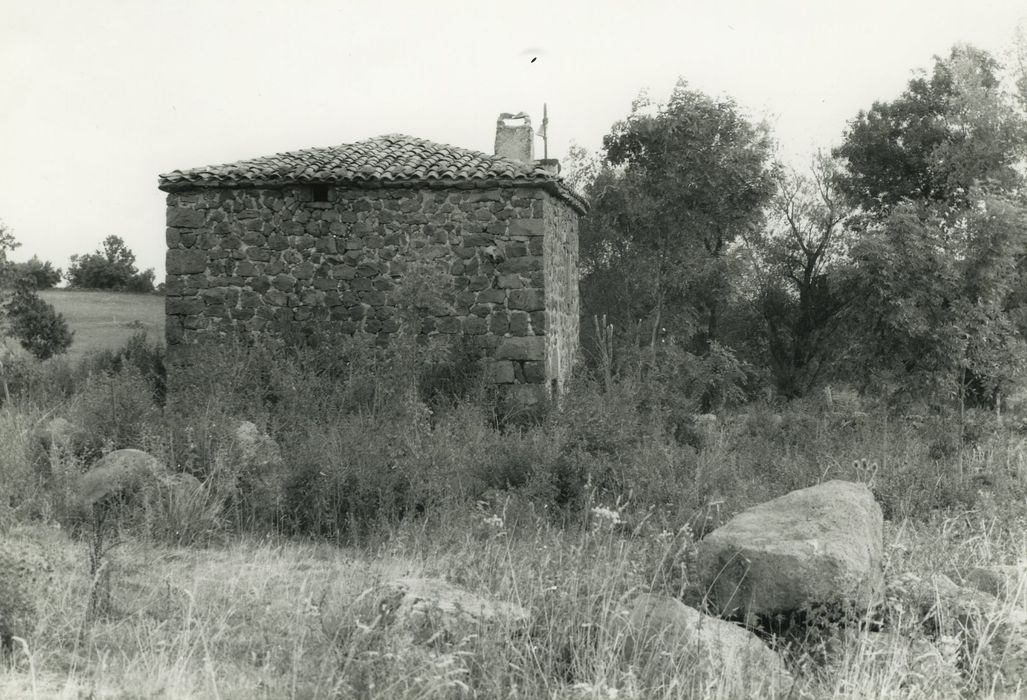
(159, 116), (586, 402)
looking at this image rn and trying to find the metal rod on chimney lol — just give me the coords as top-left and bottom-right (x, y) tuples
(542, 103), (549, 160)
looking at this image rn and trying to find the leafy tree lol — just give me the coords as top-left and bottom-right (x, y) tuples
(835, 44), (1027, 405)
(847, 195), (1027, 404)
(748, 154), (853, 397)
(10, 256), (61, 289)
(580, 81), (777, 360)
(1015, 22), (1027, 109)
(0, 221), (17, 281)
(0, 223), (73, 366)
(834, 44), (1026, 216)
(66, 235), (155, 292)
(4, 279), (74, 360)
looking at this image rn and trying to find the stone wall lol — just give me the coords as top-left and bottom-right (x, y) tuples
(164, 184), (580, 396)
(543, 195), (579, 392)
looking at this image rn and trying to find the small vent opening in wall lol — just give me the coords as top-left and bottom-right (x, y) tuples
(311, 184), (330, 202)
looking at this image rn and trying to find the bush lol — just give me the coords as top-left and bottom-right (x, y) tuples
(0, 409), (50, 525)
(80, 331), (166, 404)
(9, 256), (61, 289)
(3, 286), (73, 360)
(148, 472), (224, 546)
(0, 355), (78, 406)
(69, 365), (161, 462)
(283, 417), (415, 540)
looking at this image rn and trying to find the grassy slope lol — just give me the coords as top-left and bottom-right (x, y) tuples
(38, 290), (164, 359)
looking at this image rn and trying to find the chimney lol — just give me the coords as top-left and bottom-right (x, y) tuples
(495, 112), (534, 163)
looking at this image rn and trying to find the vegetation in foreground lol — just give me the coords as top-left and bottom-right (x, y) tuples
(0, 331), (1026, 698)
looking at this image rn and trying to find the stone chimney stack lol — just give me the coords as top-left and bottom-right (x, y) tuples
(495, 112), (534, 163)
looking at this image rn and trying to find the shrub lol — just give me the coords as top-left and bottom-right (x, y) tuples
(68, 365), (161, 462)
(0, 409), (49, 525)
(283, 417), (414, 540)
(3, 285), (73, 360)
(9, 256), (61, 289)
(0, 354), (78, 406)
(80, 331), (166, 404)
(0, 537), (52, 653)
(148, 472), (224, 546)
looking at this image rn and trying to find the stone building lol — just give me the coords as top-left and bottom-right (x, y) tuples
(158, 115), (586, 399)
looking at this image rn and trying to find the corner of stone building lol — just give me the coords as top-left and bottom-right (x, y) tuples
(540, 193), (580, 396)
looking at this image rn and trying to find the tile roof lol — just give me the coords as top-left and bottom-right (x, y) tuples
(158, 134), (586, 212)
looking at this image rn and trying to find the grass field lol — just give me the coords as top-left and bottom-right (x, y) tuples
(38, 289), (164, 359)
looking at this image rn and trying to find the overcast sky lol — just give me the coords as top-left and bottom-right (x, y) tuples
(2, 0), (1025, 280)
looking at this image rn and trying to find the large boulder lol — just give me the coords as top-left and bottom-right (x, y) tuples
(619, 594), (793, 695)
(693, 480), (883, 618)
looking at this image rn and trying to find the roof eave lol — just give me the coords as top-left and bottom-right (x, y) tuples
(158, 175), (588, 214)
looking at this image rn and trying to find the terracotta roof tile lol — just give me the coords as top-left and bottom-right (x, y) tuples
(158, 134), (586, 213)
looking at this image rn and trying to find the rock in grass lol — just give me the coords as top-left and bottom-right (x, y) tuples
(693, 480), (884, 618)
(857, 632), (961, 698)
(31, 417), (82, 480)
(620, 594), (792, 695)
(887, 572), (1027, 694)
(76, 448), (164, 510)
(960, 565), (1026, 599)
(375, 577), (528, 644)
(0, 538), (53, 653)
(157, 472), (204, 506)
(232, 421), (286, 508)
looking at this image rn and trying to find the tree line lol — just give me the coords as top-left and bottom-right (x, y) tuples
(572, 42), (1027, 412)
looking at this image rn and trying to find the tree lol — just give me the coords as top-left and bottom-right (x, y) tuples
(0, 223), (73, 370)
(5, 279), (74, 360)
(10, 256), (61, 289)
(847, 195), (1027, 404)
(834, 44), (1026, 216)
(748, 153), (853, 397)
(580, 81), (777, 359)
(0, 221), (18, 281)
(66, 235), (155, 292)
(834, 44), (1027, 405)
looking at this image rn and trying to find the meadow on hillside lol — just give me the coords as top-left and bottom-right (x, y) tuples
(37, 290), (163, 360)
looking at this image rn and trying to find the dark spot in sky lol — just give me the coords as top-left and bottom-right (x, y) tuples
(531, 57), (537, 63)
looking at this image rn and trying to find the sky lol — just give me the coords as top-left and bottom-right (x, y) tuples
(1, 0), (1025, 281)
